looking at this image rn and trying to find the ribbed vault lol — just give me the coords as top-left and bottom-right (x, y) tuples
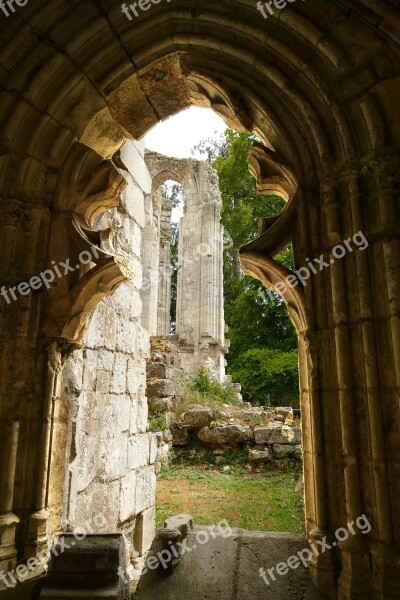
(1, 2), (400, 598)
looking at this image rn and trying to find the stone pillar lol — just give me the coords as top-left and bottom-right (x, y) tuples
(25, 341), (68, 563)
(0, 421), (20, 578)
(0, 200), (50, 572)
(157, 195), (173, 336)
(141, 191), (161, 336)
(176, 162), (227, 381)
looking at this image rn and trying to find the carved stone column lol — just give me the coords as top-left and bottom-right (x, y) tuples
(157, 194), (173, 336)
(176, 162), (227, 381)
(141, 190), (162, 336)
(25, 341), (68, 562)
(0, 421), (20, 577)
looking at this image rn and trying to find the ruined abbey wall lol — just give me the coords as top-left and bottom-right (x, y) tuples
(61, 140), (157, 568)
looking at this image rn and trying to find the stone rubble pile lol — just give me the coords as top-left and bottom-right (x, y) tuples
(146, 338), (302, 466)
(173, 405), (302, 462)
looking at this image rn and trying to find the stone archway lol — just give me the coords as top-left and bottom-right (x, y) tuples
(0, 2), (399, 598)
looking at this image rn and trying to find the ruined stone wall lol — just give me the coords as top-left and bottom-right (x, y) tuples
(144, 152), (229, 382)
(62, 140), (157, 571)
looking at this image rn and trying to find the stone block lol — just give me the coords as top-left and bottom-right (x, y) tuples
(254, 425), (302, 445)
(110, 354), (127, 394)
(248, 446), (272, 464)
(146, 362), (167, 380)
(179, 406), (213, 429)
(122, 182), (146, 228)
(274, 407), (294, 418)
(120, 140), (152, 194)
(197, 425), (250, 445)
(134, 506), (156, 556)
(135, 467), (156, 514)
(172, 428), (190, 446)
(148, 396), (171, 413)
(116, 319), (137, 354)
(85, 305), (106, 348)
(156, 443), (170, 465)
(236, 409), (264, 424)
(127, 359), (145, 396)
(73, 480), (121, 532)
(272, 444), (302, 459)
(137, 395), (148, 434)
(128, 435), (150, 470)
(147, 379), (175, 398)
(95, 370), (111, 393)
(149, 434), (158, 464)
(113, 394), (131, 433)
(120, 471), (137, 523)
(97, 350), (115, 373)
(103, 307), (118, 351)
(98, 428), (128, 481)
(63, 350), (84, 395)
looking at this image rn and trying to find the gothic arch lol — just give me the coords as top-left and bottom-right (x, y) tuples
(0, 2), (399, 597)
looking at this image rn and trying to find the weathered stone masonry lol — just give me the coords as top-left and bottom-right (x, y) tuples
(0, 2), (399, 598)
(144, 151), (229, 382)
(62, 140), (157, 575)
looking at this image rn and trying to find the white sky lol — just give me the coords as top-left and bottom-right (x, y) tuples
(144, 106), (227, 159)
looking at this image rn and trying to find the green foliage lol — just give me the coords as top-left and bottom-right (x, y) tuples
(187, 367), (236, 404)
(189, 367), (237, 405)
(148, 412), (168, 433)
(193, 129), (299, 406)
(229, 348), (299, 407)
(174, 367), (237, 422)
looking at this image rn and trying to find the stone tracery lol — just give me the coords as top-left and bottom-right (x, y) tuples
(0, 1), (399, 597)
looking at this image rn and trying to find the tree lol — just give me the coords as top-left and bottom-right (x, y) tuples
(229, 348), (300, 407)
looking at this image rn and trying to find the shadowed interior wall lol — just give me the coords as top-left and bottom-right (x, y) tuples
(0, 2), (399, 598)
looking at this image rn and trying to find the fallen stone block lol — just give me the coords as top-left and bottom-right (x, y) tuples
(179, 406), (213, 428)
(248, 446), (272, 464)
(274, 407), (294, 418)
(254, 425), (301, 445)
(148, 396), (172, 413)
(147, 379), (175, 398)
(273, 444), (302, 459)
(146, 362), (167, 380)
(197, 425), (250, 444)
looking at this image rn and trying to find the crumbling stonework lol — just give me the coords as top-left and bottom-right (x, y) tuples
(61, 140), (157, 577)
(146, 337), (184, 473)
(0, 2), (400, 598)
(144, 152), (229, 382)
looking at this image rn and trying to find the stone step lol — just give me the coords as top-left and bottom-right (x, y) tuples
(40, 583), (122, 599)
(38, 535), (129, 600)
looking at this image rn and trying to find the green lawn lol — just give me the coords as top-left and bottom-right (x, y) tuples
(156, 458), (304, 533)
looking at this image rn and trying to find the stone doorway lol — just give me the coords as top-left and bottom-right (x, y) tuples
(1, 4), (399, 598)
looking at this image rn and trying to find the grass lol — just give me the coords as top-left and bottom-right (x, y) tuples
(173, 367), (238, 423)
(156, 458), (304, 533)
(148, 412), (168, 432)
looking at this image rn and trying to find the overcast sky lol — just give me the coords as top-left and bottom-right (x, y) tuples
(144, 106), (226, 158)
